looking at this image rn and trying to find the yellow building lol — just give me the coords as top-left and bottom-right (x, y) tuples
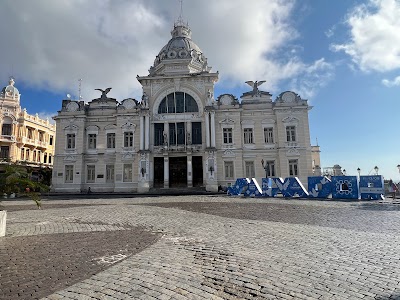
(0, 78), (56, 170)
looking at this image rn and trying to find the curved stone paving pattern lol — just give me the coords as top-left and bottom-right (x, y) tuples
(1, 197), (400, 299)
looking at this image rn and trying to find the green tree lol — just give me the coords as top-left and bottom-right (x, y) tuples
(0, 164), (49, 209)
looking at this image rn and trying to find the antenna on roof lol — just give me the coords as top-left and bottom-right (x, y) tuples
(316, 137), (319, 146)
(176, 0), (186, 26)
(78, 78), (83, 100)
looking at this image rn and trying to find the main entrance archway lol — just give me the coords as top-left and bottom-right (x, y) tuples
(169, 157), (187, 187)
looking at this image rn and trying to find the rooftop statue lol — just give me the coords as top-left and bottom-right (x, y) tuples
(245, 80), (266, 96)
(95, 87), (112, 100)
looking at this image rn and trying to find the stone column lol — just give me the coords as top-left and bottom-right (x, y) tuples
(205, 112), (210, 148)
(139, 116), (144, 151)
(187, 155), (193, 187)
(186, 121), (192, 146)
(164, 156), (169, 188)
(210, 111), (216, 148)
(145, 114), (150, 150)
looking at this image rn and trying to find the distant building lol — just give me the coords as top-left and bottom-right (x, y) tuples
(52, 21), (319, 193)
(311, 145), (322, 175)
(0, 78), (56, 170)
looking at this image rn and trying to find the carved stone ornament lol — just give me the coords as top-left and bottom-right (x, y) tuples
(121, 152), (135, 161)
(222, 149), (236, 157)
(123, 99), (137, 109)
(287, 148), (300, 156)
(281, 91), (296, 102)
(282, 115), (300, 124)
(64, 155), (77, 162)
(66, 102), (79, 112)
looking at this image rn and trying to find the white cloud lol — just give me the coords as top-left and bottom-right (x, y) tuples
(289, 58), (335, 99)
(331, 0), (400, 72)
(382, 76), (400, 87)
(0, 0), (332, 102)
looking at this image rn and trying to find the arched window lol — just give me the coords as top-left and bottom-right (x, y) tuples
(158, 92), (198, 114)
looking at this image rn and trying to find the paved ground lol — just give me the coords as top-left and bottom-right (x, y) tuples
(1, 196), (400, 299)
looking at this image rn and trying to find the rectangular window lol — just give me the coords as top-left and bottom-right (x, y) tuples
(123, 164), (133, 182)
(26, 149), (30, 161)
(88, 134), (97, 149)
(264, 128), (274, 144)
(262, 161), (276, 177)
(67, 134), (75, 149)
(223, 128), (233, 144)
(177, 122), (185, 145)
(48, 155), (52, 164)
(124, 132), (133, 147)
(1, 124), (12, 136)
(107, 133), (116, 148)
(0, 146), (9, 159)
(20, 148), (25, 160)
(65, 165), (74, 183)
(33, 150), (36, 162)
(49, 135), (54, 145)
(87, 165), (95, 183)
(37, 150), (41, 162)
(191, 122), (202, 145)
(169, 122), (185, 145)
(286, 126), (296, 142)
(27, 128), (33, 139)
(39, 131), (44, 142)
(245, 161), (255, 178)
(244, 128), (254, 144)
(43, 153), (47, 164)
(154, 123), (164, 146)
(289, 159), (298, 176)
(224, 161), (234, 179)
(106, 165), (115, 183)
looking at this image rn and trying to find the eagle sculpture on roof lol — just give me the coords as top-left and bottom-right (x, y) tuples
(245, 80), (266, 95)
(95, 87), (112, 100)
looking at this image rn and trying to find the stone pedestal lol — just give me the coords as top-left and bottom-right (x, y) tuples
(0, 210), (6, 237)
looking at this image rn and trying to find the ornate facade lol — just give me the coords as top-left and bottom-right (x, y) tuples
(52, 21), (318, 193)
(0, 78), (56, 169)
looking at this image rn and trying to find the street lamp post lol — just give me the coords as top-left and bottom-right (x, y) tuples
(374, 166), (379, 175)
(357, 167), (361, 178)
(261, 159), (269, 179)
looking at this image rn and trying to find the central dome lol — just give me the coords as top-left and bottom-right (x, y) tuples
(149, 22), (210, 76)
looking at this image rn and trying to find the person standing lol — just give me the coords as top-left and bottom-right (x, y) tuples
(388, 179), (398, 199)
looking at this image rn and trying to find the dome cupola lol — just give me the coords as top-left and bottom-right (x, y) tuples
(1, 77), (20, 100)
(149, 21), (211, 76)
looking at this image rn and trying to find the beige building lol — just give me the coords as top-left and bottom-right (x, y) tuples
(0, 78), (56, 169)
(52, 21), (319, 193)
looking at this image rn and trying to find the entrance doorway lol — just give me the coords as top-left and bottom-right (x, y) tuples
(169, 157), (187, 187)
(192, 156), (203, 187)
(154, 157), (164, 188)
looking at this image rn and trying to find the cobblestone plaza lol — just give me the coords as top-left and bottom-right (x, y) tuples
(1, 196), (400, 299)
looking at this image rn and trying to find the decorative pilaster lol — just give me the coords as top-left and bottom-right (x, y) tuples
(210, 111), (216, 148)
(164, 156), (169, 188)
(139, 116), (144, 151)
(187, 155), (193, 187)
(145, 114), (150, 150)
(205, 112), (210, 148)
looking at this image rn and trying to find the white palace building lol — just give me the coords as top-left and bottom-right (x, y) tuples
(52, 21), (320, 193)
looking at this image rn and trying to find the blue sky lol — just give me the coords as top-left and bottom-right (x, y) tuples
(1, 0), (399, 180)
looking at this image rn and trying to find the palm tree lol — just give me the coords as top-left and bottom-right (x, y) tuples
(0, 163), (49, 209)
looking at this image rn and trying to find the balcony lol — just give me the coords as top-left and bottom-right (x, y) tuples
(153, 144), (202, 153)
(0, 135), (16, 142)
(285, 141), (299, 148)
(16, 137), (48, 148)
